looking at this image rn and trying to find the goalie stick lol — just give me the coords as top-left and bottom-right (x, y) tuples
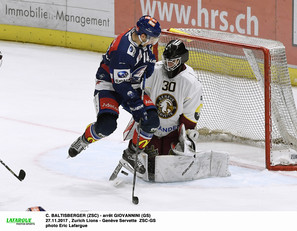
(0, 158), (26, 181)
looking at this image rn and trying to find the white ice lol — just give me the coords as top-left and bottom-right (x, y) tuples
(1, 40), (297, 217)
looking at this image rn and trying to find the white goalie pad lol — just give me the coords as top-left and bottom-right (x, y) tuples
(119, 150), (230, 183)
(120, 122), (230, 183)
(153, 150), (230, 183)
(127, 150), (231, 183)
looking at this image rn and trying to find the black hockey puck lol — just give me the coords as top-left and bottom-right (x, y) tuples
(121, 170), (128, 176)
(132, 196), (139, 205)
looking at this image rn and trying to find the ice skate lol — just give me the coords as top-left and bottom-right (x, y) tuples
(121, 144), (146, 174)
(68, 135), (89, 157)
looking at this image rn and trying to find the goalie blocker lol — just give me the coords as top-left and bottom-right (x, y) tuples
(117, 124), (231, 182)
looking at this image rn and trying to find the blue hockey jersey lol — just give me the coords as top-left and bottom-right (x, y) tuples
(95, 28), (156, 104)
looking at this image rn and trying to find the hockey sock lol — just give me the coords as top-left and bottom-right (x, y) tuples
(84, 123), (104, 143)
(132, 128), (153, 150)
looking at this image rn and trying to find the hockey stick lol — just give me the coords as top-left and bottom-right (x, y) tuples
(132, 120), (141, 204)
(131, 72), (147, 205)
(0, 158), (26, 181)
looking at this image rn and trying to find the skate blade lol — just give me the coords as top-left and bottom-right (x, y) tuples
(109, 161), (123, 181)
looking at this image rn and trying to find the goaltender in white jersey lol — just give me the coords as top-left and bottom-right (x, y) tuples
(110, 40), (230, 183)
(146, 60), (202, 137)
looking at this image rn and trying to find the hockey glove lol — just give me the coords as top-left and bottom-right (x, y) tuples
(128, 99), (148, 122)
(146, 60), (155, 78)
(171, 124), (200, 156)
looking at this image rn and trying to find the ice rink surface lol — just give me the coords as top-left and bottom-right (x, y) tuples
(1, 40), (297, 230)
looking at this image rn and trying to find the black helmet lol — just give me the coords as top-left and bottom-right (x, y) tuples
(162, 40), (189, 78)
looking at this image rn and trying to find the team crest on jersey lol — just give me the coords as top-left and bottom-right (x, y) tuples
(127, 44), (136, 57)
(156, 94), (178, 118)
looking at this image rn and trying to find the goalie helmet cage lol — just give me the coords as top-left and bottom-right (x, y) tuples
(155, 28), (297, 171)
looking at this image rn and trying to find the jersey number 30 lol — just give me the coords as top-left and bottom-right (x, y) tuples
(162, 80), (176, 92)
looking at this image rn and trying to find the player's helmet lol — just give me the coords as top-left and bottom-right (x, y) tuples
(136, 15), (161, 45)
(163, 40), (189, 78)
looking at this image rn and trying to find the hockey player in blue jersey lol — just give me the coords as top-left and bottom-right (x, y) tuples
(68, 15), (161, 174)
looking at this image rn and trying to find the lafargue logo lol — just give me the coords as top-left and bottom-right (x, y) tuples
(6, 217), (35, 226)
(156, 94), (177, 118)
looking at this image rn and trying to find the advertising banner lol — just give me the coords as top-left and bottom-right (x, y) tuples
(0, 0), (296, 68)
(0, 0), (114, 37)
(116, 0), (273, 38)
(293, 0), (297, 46)
(115, 0), (297, 67)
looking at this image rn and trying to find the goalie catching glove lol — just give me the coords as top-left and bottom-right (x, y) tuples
(171, 124), (200, 156)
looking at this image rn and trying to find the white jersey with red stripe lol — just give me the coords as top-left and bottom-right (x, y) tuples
(145, 61), (203, 137)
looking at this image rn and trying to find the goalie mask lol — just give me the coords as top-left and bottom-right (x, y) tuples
(163, 40), (189, 78)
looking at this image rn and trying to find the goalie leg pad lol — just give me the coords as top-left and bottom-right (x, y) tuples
(210, 151), (231, 177)
(153, 150), (230, 183)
